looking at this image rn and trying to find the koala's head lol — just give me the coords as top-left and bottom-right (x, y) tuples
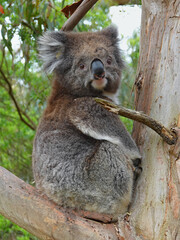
(38, 26), (124, 100)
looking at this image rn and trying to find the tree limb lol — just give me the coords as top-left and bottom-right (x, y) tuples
(0, 167), (119, 240)
(95, 98), (177, 145)
(61, 0), (99, 31)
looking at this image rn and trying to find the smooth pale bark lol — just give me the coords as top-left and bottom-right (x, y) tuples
(127, 1), (180, 239)
(0, 167), (119, 240)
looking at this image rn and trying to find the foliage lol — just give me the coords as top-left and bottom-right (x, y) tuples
(120, 30), (140, 109)
(0, 215), (38, 240)
(129, 0), (141, 4)
(107, 0), (141, 6)
(119, 30), (140, 132)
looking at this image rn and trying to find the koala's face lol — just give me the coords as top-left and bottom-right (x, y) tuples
(38, 26), (124, 98)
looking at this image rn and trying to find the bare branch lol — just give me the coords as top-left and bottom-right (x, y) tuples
(0, 67), (36, 131)
(95, 98), (177, 145)
(61, 0), (99, 31)
(0, 167), (119, 240)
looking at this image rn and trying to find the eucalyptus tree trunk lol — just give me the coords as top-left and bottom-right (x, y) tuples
(126, 0), (180, 239)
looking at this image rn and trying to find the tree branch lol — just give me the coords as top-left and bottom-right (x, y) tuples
(0, 67), (36, 131)
(95, 98), (177, 145)
(61, 0), (99, 31)
(0, 167), (119, 240)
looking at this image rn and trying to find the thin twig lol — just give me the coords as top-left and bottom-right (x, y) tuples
(95, 98), (177, 145)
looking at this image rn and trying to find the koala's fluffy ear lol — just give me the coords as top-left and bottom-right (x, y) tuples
(100, 26), (119, 43)
(102, 26), (124, 68)
(38, 31), (67, 73)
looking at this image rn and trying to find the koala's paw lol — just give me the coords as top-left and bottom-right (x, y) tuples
(171, 127), (180, 158)
(132, 158), (142, 180)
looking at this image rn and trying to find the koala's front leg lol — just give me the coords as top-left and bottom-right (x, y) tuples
(68, 97), (139, 153)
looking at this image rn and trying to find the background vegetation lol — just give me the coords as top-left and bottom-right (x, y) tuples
(0, 0), (139, 238)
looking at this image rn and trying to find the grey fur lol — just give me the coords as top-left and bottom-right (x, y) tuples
(33, 26), (141, 221)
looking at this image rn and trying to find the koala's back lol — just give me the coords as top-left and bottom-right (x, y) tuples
(33, 90), (135, 220)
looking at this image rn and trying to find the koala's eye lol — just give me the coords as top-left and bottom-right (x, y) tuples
(79, 64), (85, 70)
(107, 56), (112, 65)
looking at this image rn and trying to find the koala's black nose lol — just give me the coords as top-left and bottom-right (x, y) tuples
(91, 59), (105, 80)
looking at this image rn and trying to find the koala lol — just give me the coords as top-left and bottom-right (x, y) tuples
(32, 26), (141, 221)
